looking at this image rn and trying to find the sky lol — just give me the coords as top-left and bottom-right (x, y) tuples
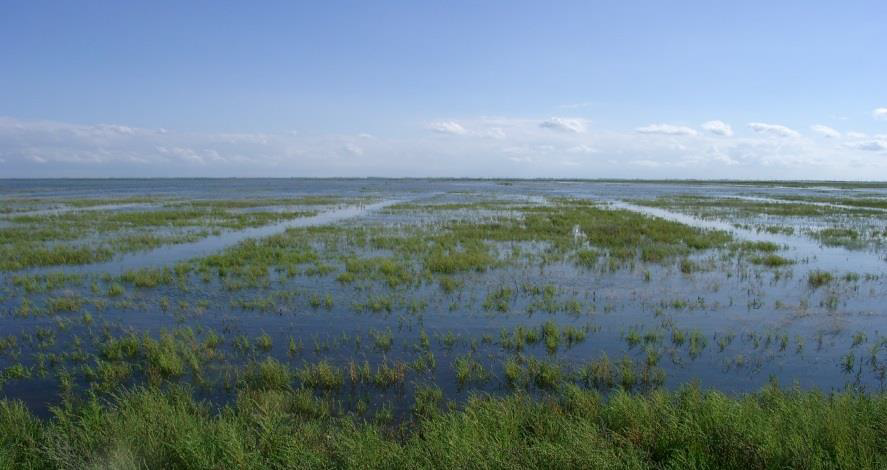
(1, 0), (886, 179)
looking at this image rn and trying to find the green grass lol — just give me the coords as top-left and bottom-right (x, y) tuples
(173, 196), (349, 209)
(453, 354), (489, 385)
(339, 256), (414, 287)
(778, 195), (887, 209)
(0, 243), (113, 271)
(0, 202), (318, 270)
(120, 267), (177, 287)
(575, 249), (599, 267)
(296, 361), (343, 390)
(0, 384), (883, 469)
(370, 329), (393, 352)
(808, 270), (834, 288)
(242, 357), (291, 391)
(640, 194), (878, 217)
(425, 241), (497, 274)
(749, 253), (794, 267)
(483, 287), (514, 312)
(255, 332), (273, 352)
(736, 240), (781, 252)
(813, 227), (869, 249)
(438, 276), (463, 293)
(526, 358), (563, 388)
(374, 198), (733, 281)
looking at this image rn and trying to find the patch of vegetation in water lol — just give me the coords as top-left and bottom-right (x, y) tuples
(636, 195), (876, 217)
(0, 203), (324, 270)
(777, 195), (887, 210)
(748, 253), (794, 267)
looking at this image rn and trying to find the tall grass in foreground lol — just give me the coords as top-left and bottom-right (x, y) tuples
(0, 385), (884, 469)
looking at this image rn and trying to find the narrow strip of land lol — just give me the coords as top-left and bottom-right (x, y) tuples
(608, 200), (887, 272)
(21, 199), (401, 275)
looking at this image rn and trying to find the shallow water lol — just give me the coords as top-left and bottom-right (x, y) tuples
(726, 195), (887, 213)
(9, 202), (161, 218)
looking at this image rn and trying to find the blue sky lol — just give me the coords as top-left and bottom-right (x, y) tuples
(1, 1), (886, 178)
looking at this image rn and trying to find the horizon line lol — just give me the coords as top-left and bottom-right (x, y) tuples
(2, 177), (887, 184)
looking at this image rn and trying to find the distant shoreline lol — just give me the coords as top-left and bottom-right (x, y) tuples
(2, 177), (886, 185)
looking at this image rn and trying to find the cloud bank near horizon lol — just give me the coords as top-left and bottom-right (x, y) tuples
(1, 115), (886, 179)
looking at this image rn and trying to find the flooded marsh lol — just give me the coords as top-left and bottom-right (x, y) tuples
(1, 178), (886, 467)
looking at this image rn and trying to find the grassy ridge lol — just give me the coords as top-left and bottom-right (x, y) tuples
(1, 385), (884, 469)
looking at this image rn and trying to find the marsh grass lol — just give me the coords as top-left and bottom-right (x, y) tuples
(0, 243), (113, 271)
(453, 354), (489, 385)
(2, 384), (881, 469)
(0, 203), (320, 270)
(575, 249), (599, 267)
(297, 361), (343, 390)
(808, 270), (834, 288)
(749, 253), (794, 267)
(243, 357), (291, 391)
(641, 194), (877, 217)
(483, 287), (514, 312)
(121, 268), (177, 287)
(255, 332), (273, 352)
(368, 329), (393, 352)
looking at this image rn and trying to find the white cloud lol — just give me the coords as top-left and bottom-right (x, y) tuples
(748, 122), (800, 138)
(810, 124), (841, 138)
(156, 146), (208, 164)
(95, 124), (136, 135)
(3, 115), (887, 179)
(845, 131), (867, 139)
(847, 140), (887, 152)
(507, 155), (534, 163)
(343, 143), (364, 156)
(566, 145), (597, 154)
(629, 159), (663, 168)
(482, 127), (507, 139)
(427, 120), (506, 139)
(539, 117), (586, 133)
(701, 120), (733, 136)
(636, 123), (698, 136)
(710, 151), (739, 166)
(427, 120), (467, 135)
(873, 108), (887, 120)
